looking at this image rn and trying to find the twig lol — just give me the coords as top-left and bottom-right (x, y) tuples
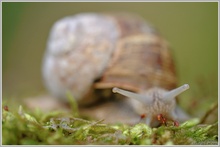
(200, 103), (218, 124)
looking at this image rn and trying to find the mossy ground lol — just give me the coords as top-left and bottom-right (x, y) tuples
(2, 102), (218, 145)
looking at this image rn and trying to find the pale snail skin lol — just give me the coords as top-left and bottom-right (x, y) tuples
(42, 12), (190, 127)
(112, 84), (189, 127)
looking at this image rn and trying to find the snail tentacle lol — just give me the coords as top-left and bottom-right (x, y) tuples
(145, 115), (151, 126)
(162, 84), (190, 102)
(112, 87), (153, 105)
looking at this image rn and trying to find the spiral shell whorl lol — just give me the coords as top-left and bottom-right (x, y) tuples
(43, 13), (119, 104)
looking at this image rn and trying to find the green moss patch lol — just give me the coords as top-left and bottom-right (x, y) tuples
(2, 104), (218, 145)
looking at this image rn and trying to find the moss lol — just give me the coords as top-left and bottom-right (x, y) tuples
(2, 103), (218, 145)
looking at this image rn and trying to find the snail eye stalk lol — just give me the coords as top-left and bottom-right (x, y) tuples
(112, 87), (153, 105)
(162, 84), (190, 102)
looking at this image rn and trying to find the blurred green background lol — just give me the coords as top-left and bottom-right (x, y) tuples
(2, 2), (218, 117)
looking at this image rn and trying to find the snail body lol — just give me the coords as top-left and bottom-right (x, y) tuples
(112, 84), (189, 127)
(42, 12), (190, 127)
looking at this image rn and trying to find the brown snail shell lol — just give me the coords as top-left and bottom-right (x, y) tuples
(94, 14), (177, 93)
(42, 12), (189, 126)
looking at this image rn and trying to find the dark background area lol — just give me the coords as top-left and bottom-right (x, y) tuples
(2, 2), (218, 118)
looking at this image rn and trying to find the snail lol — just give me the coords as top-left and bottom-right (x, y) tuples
(112, 84), (189, 127)
(42, 12), (190, 127)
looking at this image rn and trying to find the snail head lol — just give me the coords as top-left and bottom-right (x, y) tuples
(112, 84), (189, 109)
